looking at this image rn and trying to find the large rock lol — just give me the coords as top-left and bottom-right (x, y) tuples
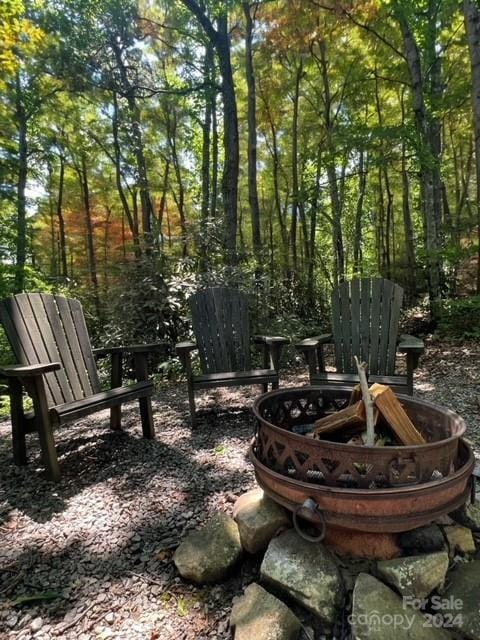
(260, 529), (343, 625)
(233, 489), (290, 554)
(450, 501), (480, 531)
(377, 552), (449, 599)
(230, 583), (301, 640)
(443, 524), (476, 555)
(173, 513), (242, 583)
(351, 573), (451, 640)
(443, 560), (480, 639)
(399, 525), (446, 555)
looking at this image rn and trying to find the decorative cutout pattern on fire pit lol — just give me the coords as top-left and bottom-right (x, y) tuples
(253, 387), (463, 489)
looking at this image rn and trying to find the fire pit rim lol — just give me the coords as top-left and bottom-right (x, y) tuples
(252, 385), (466, 451)
(249, 438), (474, 497)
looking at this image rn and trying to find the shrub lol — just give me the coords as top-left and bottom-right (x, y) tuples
(437, 296), (480, 340)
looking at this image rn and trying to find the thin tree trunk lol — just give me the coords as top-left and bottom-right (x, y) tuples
(112, 90), (141, 258)
(396, 4), (442, 316)
(318, 40), (344, 285)
(180, 0), (239, 264)
(464, 0), (480, 293)
(78, 155), (99, 315)
(243, 2), (262, 265)
(14, 72), (28, 293)
(111, 41), (154, 251)
(56, 155), (68, 279)
(158, 161), (170, 250)
(200, 44), (213, 268)
(400, 88), (416, 295)
(290, 59), (303, 276)
(165, 103), (188, 257)
(353, 150), (367, 275)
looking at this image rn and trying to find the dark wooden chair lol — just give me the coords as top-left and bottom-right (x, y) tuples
(296, 278), (424, 394)
(176, 287), (288, 426)
(0, 293), (164, 481)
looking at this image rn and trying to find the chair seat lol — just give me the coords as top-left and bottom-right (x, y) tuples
(193, 369), (278, 389)
(310, 372), (408, 394)
(50, 381), (153, 425)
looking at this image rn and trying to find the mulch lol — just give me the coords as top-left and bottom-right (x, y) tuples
(0, 340), (479, 640)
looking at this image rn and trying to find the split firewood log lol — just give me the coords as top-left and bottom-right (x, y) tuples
(369, 383), (426, 445)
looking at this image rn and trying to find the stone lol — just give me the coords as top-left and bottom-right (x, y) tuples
(450, 501), (480, 531)
(173, 513), (242, 583)
(443, 524), (476, 555)
(399, 525), (446, 555)
(443, 559), (480, 639)
(377, 552), (449, 598)
(260, 529), (343, 625)
(30, 618), (43, 633)
(351, 573), (451, 640)
(230, 583), (301, 640)
(233, 489), (290, 554)
(324, 528), (400, 560)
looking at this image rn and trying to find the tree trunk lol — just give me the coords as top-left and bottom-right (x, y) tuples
(243, 2), (262, 265)
(112, 90), (141, 258)
(165, 102), (188, 257)
(180, 0), (239, 264)
(78, 154), (99, 315)
(400, 89), (416, 295)
(56, 154), (68, 279)
(290, 59), (303, 276)
(464, 0), (480, 293)
(353, 150), (367, 275)
(317, 39), (344, 285)
(200, 44), (213, 268)
(111, 40), (154, 251)
(14, 72), (28, 293)
(396, 5), (442, 316)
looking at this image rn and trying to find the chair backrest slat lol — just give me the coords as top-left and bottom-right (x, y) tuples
(189, 287), (251, 374)
(0, 293), (100, 407)
(331, 278), (403, 376)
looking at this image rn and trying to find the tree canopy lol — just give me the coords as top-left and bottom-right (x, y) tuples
(2, 0), (480, 337)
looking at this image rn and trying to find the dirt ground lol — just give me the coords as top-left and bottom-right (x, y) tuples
(1, 340), (479, 640)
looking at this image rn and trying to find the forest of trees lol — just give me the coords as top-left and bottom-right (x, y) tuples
(2, 0), (480, 345)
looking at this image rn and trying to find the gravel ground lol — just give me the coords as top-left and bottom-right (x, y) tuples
(0, 340), (479, 640)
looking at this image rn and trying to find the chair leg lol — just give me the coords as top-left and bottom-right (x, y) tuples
(110, 352), (122, 430)
(139, 396), (155, 439)
(272, 378), (279, 390)
(27, 378), (61, 482)
(187, 379), (196, 427)
(134, 353), (155, 438)
(9, 379), (27, 465)
(261, 383), (268, 393)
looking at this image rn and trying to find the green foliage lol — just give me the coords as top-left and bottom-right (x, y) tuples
(437, 296), (480, 340)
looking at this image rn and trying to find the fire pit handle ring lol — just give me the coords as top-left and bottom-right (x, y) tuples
(292, 498), (326, 543)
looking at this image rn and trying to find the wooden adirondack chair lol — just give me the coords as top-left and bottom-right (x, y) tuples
(0, 293), (164, 481)
(296, 278), (424, 394)
(176, 287), (288, 425)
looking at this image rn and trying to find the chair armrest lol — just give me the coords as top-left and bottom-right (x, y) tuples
(93, 342), (168, 357)
(295, 334), (333, 350)
(175, 341), (197, 355)
(397, 334), (424, 353)
(253, 335), (289, 346)
(0, 363), (61, 378)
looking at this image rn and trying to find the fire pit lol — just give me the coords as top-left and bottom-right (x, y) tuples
(250, 387), (474, 535)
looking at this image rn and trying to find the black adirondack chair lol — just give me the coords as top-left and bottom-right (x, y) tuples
(0, 293), (164, 481)
(176, 287), (288, 425)
(296, 278), (424, 394)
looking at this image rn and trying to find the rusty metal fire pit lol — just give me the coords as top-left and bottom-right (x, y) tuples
(250, 386), (474, 535)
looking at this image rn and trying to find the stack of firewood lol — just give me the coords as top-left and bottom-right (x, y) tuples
(312, 382), (426, 446)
